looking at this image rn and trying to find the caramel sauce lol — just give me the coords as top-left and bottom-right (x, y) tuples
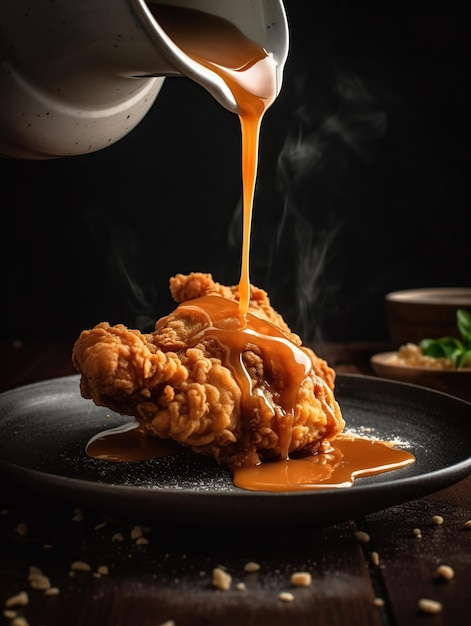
(178, 294), (313, 459)
(85, 4), (417, 491)
(86, 422), (181, 461)
(87, 425), (415, 491)
(149, 4), (277, 314)
(233, 435), (415, 492)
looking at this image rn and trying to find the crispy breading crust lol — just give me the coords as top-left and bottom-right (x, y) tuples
(72, 273), (344, 468)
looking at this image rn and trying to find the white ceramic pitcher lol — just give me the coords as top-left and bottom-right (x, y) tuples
(0, 0), (289, 159)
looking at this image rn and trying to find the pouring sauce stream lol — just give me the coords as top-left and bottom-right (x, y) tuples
(149, 4), (277, 313)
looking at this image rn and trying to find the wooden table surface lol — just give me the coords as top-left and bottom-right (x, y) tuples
(0, 340), (470, 626)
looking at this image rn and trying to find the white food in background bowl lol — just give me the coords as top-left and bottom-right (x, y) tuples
(387, 343), (471, 370)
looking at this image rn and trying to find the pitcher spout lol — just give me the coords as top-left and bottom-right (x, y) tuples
(0, 0), (289, 159)
(135, 0), (289, 116)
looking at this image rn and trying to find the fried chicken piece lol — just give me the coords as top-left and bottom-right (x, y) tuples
(72, 273), (344, 468)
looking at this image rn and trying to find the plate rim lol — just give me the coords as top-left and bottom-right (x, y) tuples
(385, 287), (471, 304)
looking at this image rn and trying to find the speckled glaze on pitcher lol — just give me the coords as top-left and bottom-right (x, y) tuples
(0, 0), (289, 159)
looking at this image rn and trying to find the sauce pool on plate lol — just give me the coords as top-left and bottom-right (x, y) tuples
(86, 424), (415, 491)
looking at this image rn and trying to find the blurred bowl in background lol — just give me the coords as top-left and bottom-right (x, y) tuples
(385, 288), (471, 347)
(370, 352), (471, 403)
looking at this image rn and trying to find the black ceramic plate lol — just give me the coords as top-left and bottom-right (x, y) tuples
(0, 374), (470, 526)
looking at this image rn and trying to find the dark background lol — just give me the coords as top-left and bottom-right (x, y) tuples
(1, 1), (469, 344)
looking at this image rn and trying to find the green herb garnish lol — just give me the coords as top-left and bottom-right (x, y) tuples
(419, 309), (471, 369)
